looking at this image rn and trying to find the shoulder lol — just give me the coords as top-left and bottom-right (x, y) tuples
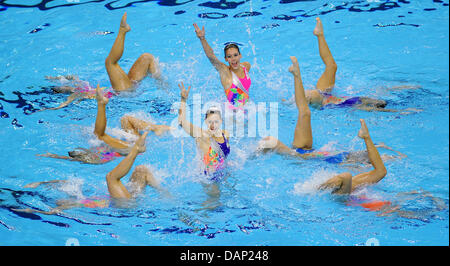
(242, 62), (251, 72)
(223, 130), (230, 140)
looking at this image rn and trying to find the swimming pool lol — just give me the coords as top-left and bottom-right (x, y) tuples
(0, 0), (448, 246)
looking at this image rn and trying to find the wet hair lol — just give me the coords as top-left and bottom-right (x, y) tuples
(205, 107), (222, 120)
(224, 43), (241, 57)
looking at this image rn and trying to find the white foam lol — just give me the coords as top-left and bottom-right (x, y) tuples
(58, 177), (85, 199)
(292, 169), (338, 195)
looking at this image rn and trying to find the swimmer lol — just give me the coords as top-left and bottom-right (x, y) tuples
(344, 190), (447, 221)
(178, 82), (231, 210)
(318, 119), (387, 194)
(193, 23), (251, 109)
(282, 17), (421, 113)
(257, 56), (406, 166)
(36, 85), (167, 164)
(14, 132), (168, 215)
(178, 82), (231, 180)
(35, 82), (115, 112)
(105, 12), (162, 91)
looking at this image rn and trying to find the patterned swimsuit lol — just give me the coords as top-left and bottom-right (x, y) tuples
(225, 65), (251, 109)
(203, 133), (231, 181)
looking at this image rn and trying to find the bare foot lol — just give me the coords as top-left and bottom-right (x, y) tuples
(135, 131), (148, 153)
(357, 119), (370, 139)
(288, 56), (301, 77)
(313, 17), (324, 37)
(257, 136), (279, 150)
(120, 12), (131, 32)
(153, 125), (174, 136)
(96, 84), (109, 105)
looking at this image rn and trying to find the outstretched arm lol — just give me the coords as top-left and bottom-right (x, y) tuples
(193, 23), (228, 73)
(376, 142), (407, 158)
(178, 82), (203, 138)
(23, 179), (67, 189)
(37, 152), (79, 162)
(35, 92), (83, 112)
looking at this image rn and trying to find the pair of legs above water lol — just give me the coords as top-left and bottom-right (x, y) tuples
(318, 119), (387, 194)
(105, 12), (161, 91)
(37, 12), (162, 112)
(36, 85), (172, 164)
(282, 18), (421, 113)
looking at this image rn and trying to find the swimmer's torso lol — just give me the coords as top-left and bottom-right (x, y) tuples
(221, 64), (251, 108)
(199, 132), (230, 176)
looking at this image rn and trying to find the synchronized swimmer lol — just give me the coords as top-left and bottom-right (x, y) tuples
(36, 12), (162, 112)
(194, 23), (252, 109)
(282, 18), (421, 114)
(18, 13), (444, 220)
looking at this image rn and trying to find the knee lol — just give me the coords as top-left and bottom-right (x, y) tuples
(141, 53), (155, 63)
(120, 115), (132, 126)
(326, 62), (337, 71)
(135, 165), (149, 173)
(340, 172), (352, 180)
(105, 57), (113, 67)
(106, 172), (114, 183)
(377, 167), (387, 178)
(259, 136), (279, 149)
(131, 165), (151, 183)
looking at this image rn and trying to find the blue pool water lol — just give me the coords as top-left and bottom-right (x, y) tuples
(0, 0), (448, 246)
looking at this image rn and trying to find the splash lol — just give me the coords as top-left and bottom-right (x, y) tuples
(292, 168), (338, 195)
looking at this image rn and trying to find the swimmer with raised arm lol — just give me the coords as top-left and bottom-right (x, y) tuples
(178, 82), (231, 180)
(282, 17), (420, 113)
(193, 23), (252, 109)
(258, 56), (406, 166)
(14, 132), (168, 215)
(177, 81), (231, 210)
(37, 85), (169, 164)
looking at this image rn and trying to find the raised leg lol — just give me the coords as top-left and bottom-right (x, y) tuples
(106, 132), (148, 199)
(314, 17), (337, 93)
(120, 115), (173, 136)
(257, 136), (297, 156)
(349, 119), (387, 190)
(290, 56), (313, 149)
(128, 53), (162, 82)
(318, 172), (353, 194)
(94, 85), (130, 150)
(105, 12), (134, 91)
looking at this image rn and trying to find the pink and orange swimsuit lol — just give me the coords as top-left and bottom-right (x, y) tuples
(225, 65), (251, 109)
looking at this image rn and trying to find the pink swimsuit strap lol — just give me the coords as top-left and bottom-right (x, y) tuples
(229, 65), (251, 92)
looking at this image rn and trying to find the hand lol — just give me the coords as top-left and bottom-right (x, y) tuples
(193, 23), (205, 39)
(178, 82), (191, 100)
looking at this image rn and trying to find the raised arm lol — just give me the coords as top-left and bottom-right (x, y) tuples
(193, 23), (228, 73)
(178, 82), (203, 138)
